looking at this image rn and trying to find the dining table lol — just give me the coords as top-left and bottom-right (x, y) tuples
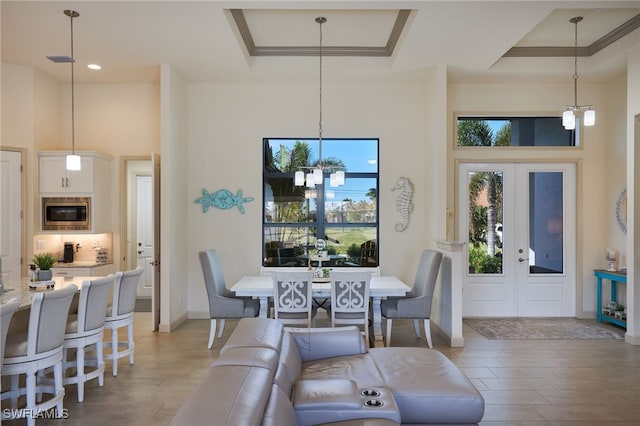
(231, 274), (411, 346)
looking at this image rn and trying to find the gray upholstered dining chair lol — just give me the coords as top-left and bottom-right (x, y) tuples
(381, 249), (443, 348)
(200, 249), (260, 349)
(272, 270), (316, 327)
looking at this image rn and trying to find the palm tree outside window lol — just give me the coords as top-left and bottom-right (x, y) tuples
(263, 138), (379, 268)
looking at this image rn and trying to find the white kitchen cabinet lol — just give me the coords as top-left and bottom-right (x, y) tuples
(39, 155), (96, 193)
(39, 151), (113, 233)
(51, 263), (116, 278)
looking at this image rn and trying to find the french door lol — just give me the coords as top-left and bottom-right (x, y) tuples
(459, 163), (576, 317)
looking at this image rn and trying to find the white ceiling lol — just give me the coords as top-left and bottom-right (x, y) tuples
(1, 1), (639, 85)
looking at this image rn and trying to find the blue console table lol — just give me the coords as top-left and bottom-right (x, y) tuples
(594, 269), (627, 328)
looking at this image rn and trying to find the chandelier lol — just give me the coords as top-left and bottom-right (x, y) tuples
(294, 17), (345, 189)
(562, 16), (595, 130)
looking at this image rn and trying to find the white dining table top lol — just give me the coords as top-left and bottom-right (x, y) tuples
(1, 276), (105, 310)
(232, 275), (410, 298)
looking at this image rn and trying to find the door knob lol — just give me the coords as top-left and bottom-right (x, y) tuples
(518, 257), (529, 262)
(137, 250), (143, 255)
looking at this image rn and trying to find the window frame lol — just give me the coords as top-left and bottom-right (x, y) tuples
(454, 115), (580, 149)
(262, 137), (380, 268)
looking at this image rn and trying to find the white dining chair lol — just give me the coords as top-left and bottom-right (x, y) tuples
(329, 271), (372, 342)
(1, 285), (77, 426)
(272, 271), (316, 327)
(103, 267), (143, 376)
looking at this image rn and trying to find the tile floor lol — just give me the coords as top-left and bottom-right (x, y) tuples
(2, 312), (639, 425)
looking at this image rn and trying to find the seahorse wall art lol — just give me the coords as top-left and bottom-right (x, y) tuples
(194, 188), (254, 214)
(391, 177), (414, 232)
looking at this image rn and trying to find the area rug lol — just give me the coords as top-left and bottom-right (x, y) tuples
(463, 317), (624, 340)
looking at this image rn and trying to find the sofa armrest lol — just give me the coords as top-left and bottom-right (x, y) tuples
(286, 326), (367, 361)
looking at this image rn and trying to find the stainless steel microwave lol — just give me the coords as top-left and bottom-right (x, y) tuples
(42, 197), (91, 231)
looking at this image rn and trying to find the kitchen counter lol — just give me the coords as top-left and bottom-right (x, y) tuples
(51, 263), (116, 278)
(1, 276), (106, 310)
(53, 261), (113, 268)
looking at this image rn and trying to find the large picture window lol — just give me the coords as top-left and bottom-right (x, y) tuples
(263, 138), (379, 268)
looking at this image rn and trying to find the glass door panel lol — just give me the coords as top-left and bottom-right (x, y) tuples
(528, 172), (564, 274)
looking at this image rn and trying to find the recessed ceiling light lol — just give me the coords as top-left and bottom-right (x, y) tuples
(87, 64), (101, 70)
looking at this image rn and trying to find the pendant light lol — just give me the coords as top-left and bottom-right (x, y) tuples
(294, 17), (345, 188)
(65, 10), (81, 171)
(562, 16), (595, 130)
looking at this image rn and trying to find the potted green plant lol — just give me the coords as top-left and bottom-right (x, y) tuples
(33, 252), (57, 281)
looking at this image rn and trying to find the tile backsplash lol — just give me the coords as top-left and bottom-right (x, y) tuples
(32, 233), (113, 264)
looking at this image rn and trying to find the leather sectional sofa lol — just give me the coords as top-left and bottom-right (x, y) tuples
(171, 318), (484, 425)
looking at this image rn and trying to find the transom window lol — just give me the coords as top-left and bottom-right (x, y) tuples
(263, 138), (379, 268)
(457, 117), (578, 147)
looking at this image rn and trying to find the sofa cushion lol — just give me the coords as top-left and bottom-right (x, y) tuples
(369, 348), (485, 425)
(294, 380), (401, 426)
(319, 421), (399, 426)
(274, 332), (302, 397)
(288, 326), (367, 361)
(294, 379), (361, 411)
(170, 365), (273, 426)
(213, 346), (279, 373)
(300, 353), (385, 389)
(261, 384), (298, 426)
(221, 317), (284, 353)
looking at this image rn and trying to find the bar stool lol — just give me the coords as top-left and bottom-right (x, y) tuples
(1, 285), (77, 426)
(60, 275), (115, 402)
(1, 299), (21, 371)
(103, 267), (143, 376)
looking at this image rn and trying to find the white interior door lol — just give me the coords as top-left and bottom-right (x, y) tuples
(459, 163), (576, 317)
(0, 150), (22, 282)
(136, 175), (153, 298)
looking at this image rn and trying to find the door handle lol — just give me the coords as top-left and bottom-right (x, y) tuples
(518, 257), (529, 263)
(137, 250), (143, 255)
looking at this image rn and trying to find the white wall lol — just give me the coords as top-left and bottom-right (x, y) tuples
(186, 79), (439, 318)
(604, 74), (628, 266)
(160, 64), (189, 331)
(1, 64), (59, 273)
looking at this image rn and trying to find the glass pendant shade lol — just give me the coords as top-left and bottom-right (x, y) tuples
(294, 171), (305, 186)
(584, 109), (595, 126)
(329, 173), (337, 187)
(562, 110), (575, 130)
(334, 170), (345, 186)
(306, 173), (315, 188)
(313, 168), (323, 185)
(66, 154), (81, 171)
